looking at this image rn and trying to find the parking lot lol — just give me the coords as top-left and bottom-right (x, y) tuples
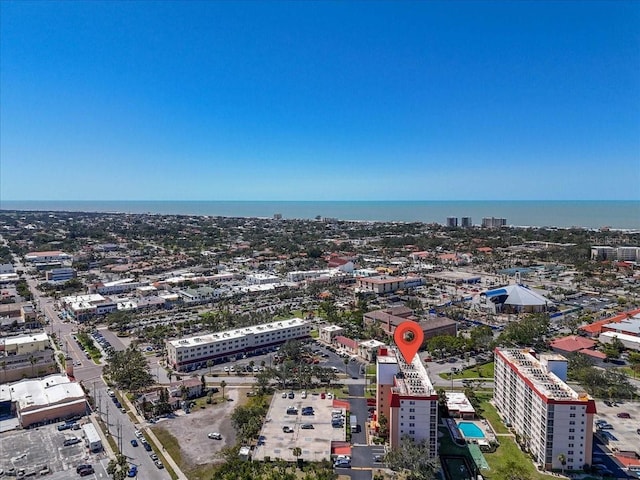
(252, 390), (346, 462)
(593, 399), (640, 457)
(0, 420), (107, 478)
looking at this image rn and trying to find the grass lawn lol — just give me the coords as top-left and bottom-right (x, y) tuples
(615, 366), (638, 379)
(483, 436), (555, 480)
(477, 394), (510, 435)
(149, 427), (180, 480)
(439, 362), (494, 380)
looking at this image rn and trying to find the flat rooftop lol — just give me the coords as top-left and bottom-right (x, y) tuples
(498, 349), (587, 401)
(391, 348), (436, 397)
(168, 317), (308, 348)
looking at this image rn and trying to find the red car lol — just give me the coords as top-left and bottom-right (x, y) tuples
(616, 412), (631, 419)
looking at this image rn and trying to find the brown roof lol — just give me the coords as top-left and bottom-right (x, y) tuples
(550, 335), (596, 352)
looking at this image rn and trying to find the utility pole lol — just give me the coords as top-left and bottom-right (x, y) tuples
(117, 420), (122, 454)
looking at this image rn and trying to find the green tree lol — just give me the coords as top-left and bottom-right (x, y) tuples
(469, 324), (494, 351)
(495, 459), (531, 480)
(103, 345), (154, 393)
(385, 435), (438, 480)
(558, 454), (566, 475)
(29, 354), (38, 377)
(220, 380), (227, 400)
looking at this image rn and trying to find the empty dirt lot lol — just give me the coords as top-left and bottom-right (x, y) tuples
(151, 386), (250, 469)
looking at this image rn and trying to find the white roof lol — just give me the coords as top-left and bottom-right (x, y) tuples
(1, 332), (49, 347)
(168, 318), (308, 348)
(322, 325), (343, 332)
(599, 331), (640, 345)
(446, 392), (476, 414)
(61, 294), (105, 304)
(485, 284), (552, 306)
(359, 339), (385, 349)
(0, 374), (84, 409)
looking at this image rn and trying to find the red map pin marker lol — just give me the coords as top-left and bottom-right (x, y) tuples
(393, 321), (424, 364)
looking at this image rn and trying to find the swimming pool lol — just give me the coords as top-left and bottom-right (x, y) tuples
(457, 422), (485, 438)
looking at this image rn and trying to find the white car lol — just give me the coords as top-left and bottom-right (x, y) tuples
(135, 430), (143, 438)
(223, 366), (230, 372)
(301, 391), (307, 399)
(208, 432), (222, 440)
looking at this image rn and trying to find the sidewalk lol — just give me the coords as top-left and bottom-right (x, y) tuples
(119, 389), (188, 480)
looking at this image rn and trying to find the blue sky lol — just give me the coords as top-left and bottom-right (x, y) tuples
(1, 1), (639, 201)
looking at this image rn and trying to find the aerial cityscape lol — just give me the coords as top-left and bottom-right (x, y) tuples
(1, 1), (639, 480)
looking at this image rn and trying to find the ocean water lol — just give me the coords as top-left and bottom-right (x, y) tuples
(0, 200), (638, 230)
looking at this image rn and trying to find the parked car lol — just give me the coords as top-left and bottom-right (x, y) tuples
(208, 432), (222, 440)
(282, 426), (293, 433)
(76, 464), (92, 473)
(57, 423), (71, 431)
(63, 437), (81, 446)
(79, 466), (95, 477)
(154, 460), (164, 469)
(127, 465), (137, 477)
(143, 441), (152, 452)
(616, 412), (631, 418)
(301, 423), (314, 429)
(130, 439), (138, 447)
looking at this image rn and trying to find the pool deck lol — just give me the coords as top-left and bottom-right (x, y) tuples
(456, 419), (497, 444)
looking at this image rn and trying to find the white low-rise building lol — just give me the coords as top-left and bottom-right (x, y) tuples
(319, 325), (343, 343)
(494, 348), (596, 472)
(246, 273), (280, 285)
(24, 251), (72, 264)
(166, 318), (311, 372)
(0, 374), (86, 428)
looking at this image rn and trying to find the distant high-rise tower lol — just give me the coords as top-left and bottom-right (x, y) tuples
(461, 217), (472, 227)
(482, 217), (507, 228)
(446, 217), (458, 227)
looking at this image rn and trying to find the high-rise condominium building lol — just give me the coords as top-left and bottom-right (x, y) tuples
(494, 348), (596, 471)
(376, 347), (439, 457)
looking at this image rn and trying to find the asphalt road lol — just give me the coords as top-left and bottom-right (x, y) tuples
(24, 279), (172, 480)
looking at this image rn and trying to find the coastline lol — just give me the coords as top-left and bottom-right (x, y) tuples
(1, 200), (639, 230)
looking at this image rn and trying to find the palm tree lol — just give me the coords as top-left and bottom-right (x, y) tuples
(206, 359), (213, 376)
(220, 380), (227, 400)
(292, 447), (302, 468)
(167, 367), (173, 383)
(29, 355), (38, 377)
(558, 453), (566, 475)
